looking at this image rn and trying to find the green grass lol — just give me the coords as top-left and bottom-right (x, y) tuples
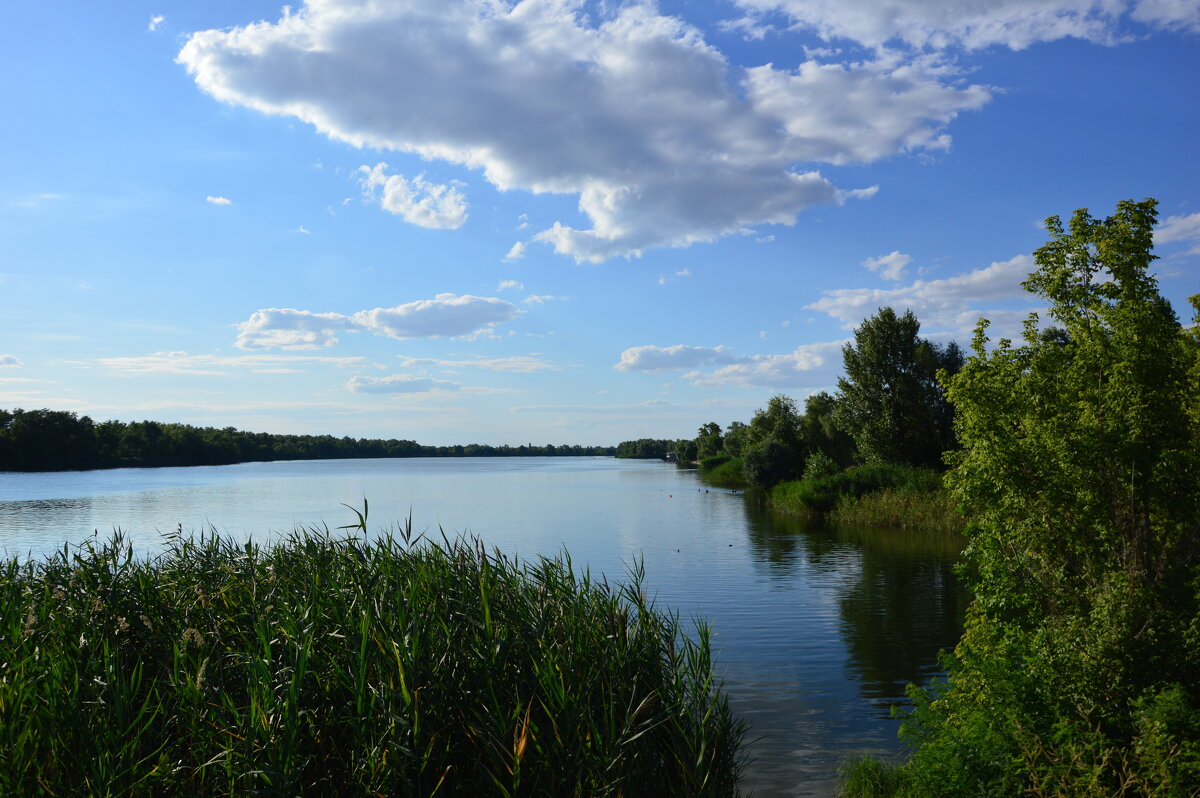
(837, 755), (907, 797)
(768, 464), (963, 533)
(0, 512), (746, 796)
(699, 456), (749, 489)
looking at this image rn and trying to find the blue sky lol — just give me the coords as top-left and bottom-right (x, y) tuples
(2, 0), (1198, 446)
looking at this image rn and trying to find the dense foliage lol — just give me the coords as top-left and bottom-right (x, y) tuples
(847, 199), (1200, 795)
(834, 308), (962, 468)
(0, 409), (614, 472)
(0, 522), (745, 795)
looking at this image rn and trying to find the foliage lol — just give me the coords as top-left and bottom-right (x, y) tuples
(802, 450), (839, 482)
(770, 463), (943, 515)
(696, 422), (724, 459)
(613, 438), (675, 459)
(0, 408), (616, 472)
(838, 756), (908, 798)
(721, 421), (751, 458)
(827, 487), (963, 534)
(746, 395), (805, 460)
(741, 439), (795, 488)
(833, 308), (962, 468)
(0, 522), (746, 796)
(802, 392), (855, 469)
(897, 199), (1200, 795)
(699, 457), (747, 489)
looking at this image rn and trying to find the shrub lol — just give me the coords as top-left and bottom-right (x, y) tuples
(742, 439), (795, 488)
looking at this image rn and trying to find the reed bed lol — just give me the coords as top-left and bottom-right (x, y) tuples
(0, 512), (745, 796)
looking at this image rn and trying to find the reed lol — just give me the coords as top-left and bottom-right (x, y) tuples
(0, 512), (746, 796)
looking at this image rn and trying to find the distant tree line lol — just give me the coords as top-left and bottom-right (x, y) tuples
(616, 305), (964, 485)
(0, 409), (615, 472)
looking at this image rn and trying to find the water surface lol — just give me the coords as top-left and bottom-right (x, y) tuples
(0, 457), (965, 796)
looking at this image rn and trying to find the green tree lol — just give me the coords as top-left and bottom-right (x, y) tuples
(901, 199), (1200, 795)
(801, 391), (854, 468)
(742, 439), (793, 488)
(722, 421), (751, 457)
(834, 308), (961, 468)
(747, 395), (804, 457)
(695, 421), (724, 459)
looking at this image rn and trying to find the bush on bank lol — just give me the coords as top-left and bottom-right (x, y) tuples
(0, 523), (746, 796)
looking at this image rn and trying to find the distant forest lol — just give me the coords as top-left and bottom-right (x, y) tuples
(0, 408), (615, 472)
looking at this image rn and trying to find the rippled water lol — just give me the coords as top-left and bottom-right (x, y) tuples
(0, 457), (965, 796)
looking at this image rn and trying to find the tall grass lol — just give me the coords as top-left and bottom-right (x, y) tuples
(769, 464), (963, 533)
(698, 456), (748, 489)
(0, 513), (746, 795)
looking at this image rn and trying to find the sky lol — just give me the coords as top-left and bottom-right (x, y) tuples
(1, 0), (1198, 447)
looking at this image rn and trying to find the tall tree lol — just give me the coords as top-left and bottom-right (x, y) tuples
(834, 307), (960, 468)
(903, 199), (1200, 794)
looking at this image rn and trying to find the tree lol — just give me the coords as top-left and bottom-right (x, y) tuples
(742, 439), (794, 488)
(695, 421), (724, 459)
(722, 421), (751, 457)
(800, 391), (854, 469)
(902, 199), (1200, 794)
(834, 307), (960, 468)
(747, 395), (804, 456)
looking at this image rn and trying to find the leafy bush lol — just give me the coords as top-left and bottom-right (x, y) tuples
(742, 439), (795, 488)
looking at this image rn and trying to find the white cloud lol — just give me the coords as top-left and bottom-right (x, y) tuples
(1156, 211), (1200, 254)
(346, 374), (459, 394)
(730, 0), (1200, 51)
(397, 354), (556, 373)
(0, 355), (22, 367)
(179, 1), (988, 262)
(290, 225), (311, 234)
(236, 309), (354, 350)
(148, 15), (165, 32)
(806, 254), (1036, 331)
(206, 195), (231, 205)
(615, 344), (738, 373)
(93, 351), (364, 376)
(504, 241), (527, 262)
(862, 250), (912, 280)
(358, 163), (468, 229)
(522, 294), (566, 305)
(497, 279), (524, 292)
(685, 340), (848, 388)
(235, 294), (521, 350)
(352, 294), (520, 340)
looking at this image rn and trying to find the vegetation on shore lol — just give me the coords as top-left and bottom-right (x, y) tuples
(0, 514), (745, 795)
(840, 199), (1200, 795)
(0, 410), (614, 472)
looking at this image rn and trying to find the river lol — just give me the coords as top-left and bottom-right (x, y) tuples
(0, 456), (965, 796)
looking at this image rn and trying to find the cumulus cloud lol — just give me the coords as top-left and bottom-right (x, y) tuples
(806, 254), (1036, 331)
(353, 294), (520, 340)
(731, 0), (1200, 51)
(148, 15), (165, 32)
(178, 1), (989, 262)
(862, 250), (912, 280)
(236, 309), (354, 350)
(236, 294), (521, 350)
(504, 241), (527, 262)
(346, 374), (458, 394)
(522, 294), (566, 305)
(1156, 211), (1200, 254)
(358, 163), (468, 229)
(615, 345), (739, 373)
(684, 340), (848, 388)
(0, 355), (22, 367)
(497, 279), (524, 292)
(206, 195), (231, 205)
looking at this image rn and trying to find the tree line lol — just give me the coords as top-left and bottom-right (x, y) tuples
(618, 304), (964, 486)
(0, 410), (614, 472)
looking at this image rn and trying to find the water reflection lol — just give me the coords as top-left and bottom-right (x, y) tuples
(741, 496), (967, 709)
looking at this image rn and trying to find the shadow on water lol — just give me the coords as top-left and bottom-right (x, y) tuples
(742, 492), (969, 707)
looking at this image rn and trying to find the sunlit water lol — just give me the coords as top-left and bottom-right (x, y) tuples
(0, 457), (965, 796)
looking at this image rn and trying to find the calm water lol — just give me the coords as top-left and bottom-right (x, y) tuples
(0, 457), (965, 796)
